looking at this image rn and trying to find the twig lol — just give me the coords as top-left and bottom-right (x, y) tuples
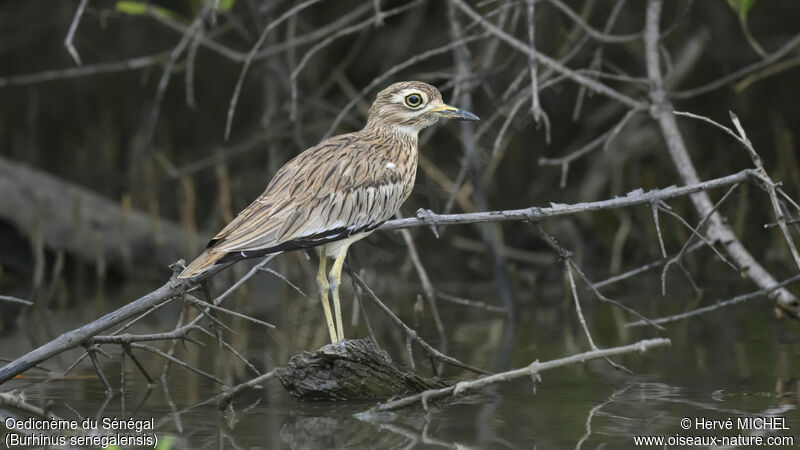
(565, 262), (600, 351)
(365, 338), (670, 411)
(398, 222), (447, 355)
(64, 0), (89, 66)
(353, 280), (380, 348)
(213, 256), (276, 305)
(143, 10), (206, 150)
(435, 291), (507, 313)
(734, 55), (800, 92)
(0, 295), (33, 306)
(0, 53), (168, 88)
(628, 274), (800, 327)
(184, 26), (203, 110)
(672, 35), (800, 99)
(131, 343), (227, 386)
(181, 294), (276, 329)
(350, 271), (488, 375)
(568, 260), (665, 331)
(260, 267), (306, 298)
(122, 345), (154, 385)
(89, 326), (205, 345)
(525, 0), (547, 132)
(535, 224), (640, 370)
(161, 378), (183, 433)
(661, 183), (741, 295)
(658, 203), (736, 272)
(538, 108), (641, 187)
(86, 346), (113, 395)
(216, 370), (276, 409)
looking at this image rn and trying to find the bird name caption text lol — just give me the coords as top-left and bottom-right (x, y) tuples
(2, 416), (158, 448)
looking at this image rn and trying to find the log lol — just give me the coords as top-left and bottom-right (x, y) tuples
(276, 339), (447, 401)
(0, 155), (195, 273)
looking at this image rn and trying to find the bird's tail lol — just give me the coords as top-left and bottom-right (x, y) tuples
(178, 250), (227, 279)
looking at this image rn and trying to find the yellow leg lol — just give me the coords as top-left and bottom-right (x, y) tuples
(328, 248), (348, 343)
(316, 249), (337, 344)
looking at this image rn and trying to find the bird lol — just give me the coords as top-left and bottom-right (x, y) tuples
(178, 81), (478, 344)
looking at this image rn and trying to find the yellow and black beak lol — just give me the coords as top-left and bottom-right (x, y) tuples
(430, 103), (479, 121)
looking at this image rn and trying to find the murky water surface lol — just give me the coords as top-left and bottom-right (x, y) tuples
(2, 272), (799, 449)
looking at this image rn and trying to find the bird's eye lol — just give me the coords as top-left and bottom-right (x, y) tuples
(404, 93), (423, 108)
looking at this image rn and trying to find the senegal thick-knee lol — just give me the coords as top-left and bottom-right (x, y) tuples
(178, 81), (478, 344)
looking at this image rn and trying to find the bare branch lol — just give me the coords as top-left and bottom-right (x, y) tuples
(64, 0), (89, 66)
(381, 170), (754, 231)
(628, 274), (800, 327)
(181, 294), (276, 330)
(672, 34), (800, 99)
(216, 370), (277, 409)
(364, 338), (670, 412)
(0, 53), (167, 89)
(398, 220), (447, 354)
(545, 0), (641, 43)
(0, 295), (33, 306)
(350, 271), (488, 375)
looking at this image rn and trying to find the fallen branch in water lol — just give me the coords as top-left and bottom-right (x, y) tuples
(0, 154), (193, 272)
(361, 338), (671, 412)
(275, 338), (447, 401)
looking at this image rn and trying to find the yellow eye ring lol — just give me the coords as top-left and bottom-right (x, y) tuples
(404, 93), (423, 108)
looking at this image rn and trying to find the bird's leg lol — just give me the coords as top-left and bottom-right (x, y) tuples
(316, 249), (337, 344)
(328, 249), (349, 343)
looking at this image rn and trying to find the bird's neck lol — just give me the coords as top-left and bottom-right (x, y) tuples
(362, 122), (420, 147)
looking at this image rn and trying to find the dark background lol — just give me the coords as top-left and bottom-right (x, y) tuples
(1, 1), (800, 447)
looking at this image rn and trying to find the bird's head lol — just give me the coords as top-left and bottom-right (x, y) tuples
(365, 81), (479, 136)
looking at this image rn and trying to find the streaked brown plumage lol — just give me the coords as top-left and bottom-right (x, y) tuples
(179, 81), (478, 343)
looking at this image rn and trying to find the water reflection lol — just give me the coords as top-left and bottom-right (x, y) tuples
(2, 276), (800, 448)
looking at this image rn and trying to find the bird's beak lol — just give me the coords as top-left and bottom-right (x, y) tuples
(430, 103), (480, 121)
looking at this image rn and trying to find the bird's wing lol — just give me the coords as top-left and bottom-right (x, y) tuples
(204, 134), (409, 255)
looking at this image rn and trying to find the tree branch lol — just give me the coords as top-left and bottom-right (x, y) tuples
(643, 0), (799, 315)
(363, 338), (670, 412)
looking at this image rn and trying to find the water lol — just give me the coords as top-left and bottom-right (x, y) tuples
(2, 271), (799, 449)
